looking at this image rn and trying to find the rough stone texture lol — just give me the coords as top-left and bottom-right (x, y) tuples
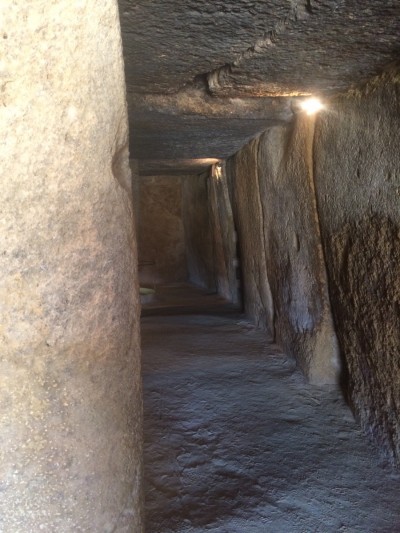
(142, 303), (400, 532)
(118, 0), (400, 175)
(119, 1), (400, 96)
(182, 175), (216, 291)
(208, 164), (239, 304)
(131, 111), (286, 176)
(208, 1), (400, 97)
(313, 75), (400, 461)
(129, 89), (292, 175)
(138, 176), (187, 286)
(0, 2), (143, 531)
(257, 119), (339, 384)
(228, 125), (339, 383)
(229, 140), (274, 334)
(119, 1), (293, 94)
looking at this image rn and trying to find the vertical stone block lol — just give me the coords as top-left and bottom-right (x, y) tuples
(0, 1), (142, 530)
(138, 176), (187, 285)
(208, 163), (239, 304)
(257, 118), (339, 384)
(230, 139), (275, 334)
(314, 76), (400, 462)
(182, 174), (216, 291)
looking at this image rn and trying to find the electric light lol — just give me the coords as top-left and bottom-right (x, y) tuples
(299, 97), (324, 115)
(214, 163), (222, 180)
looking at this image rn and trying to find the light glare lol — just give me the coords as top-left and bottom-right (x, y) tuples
(213, 163), (222, 180)
(299, 97), (324, 115)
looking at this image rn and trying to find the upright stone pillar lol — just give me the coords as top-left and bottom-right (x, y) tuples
(0, 1), (143, 531)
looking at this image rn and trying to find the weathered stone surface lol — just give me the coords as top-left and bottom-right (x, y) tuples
(119, 1), (400, 97)
(138, 176), (187, 285)
(229, 139), (274, 334)
(131, 110), (284, 175)
(119, 1), (293, 94)
(208, 1), (400, 97)
(182, 175), (216, 291)
(118, 0), (400, 176)
(0, 2), (142, 530)
(208, 163), (239, 304)
(129, 88), (292, 174)
(256, 118), (339, 384)
(228, 123), (339, 383)
(314, 75), (400, 461)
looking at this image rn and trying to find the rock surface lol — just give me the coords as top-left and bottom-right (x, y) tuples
(118, 0), (400, 174)
(314, 74), (400, 461)
(208, 163), (239, 304)
(129, 89), (292, 175)
(208, 1), (400, 97)
(138, 176), (187, 285)
(0, 2), (143, 530)
(257, 118), (339, 384)
(142, 303), (400, 532)
(228, 122), (339, 383)
(229, 139), (275, 335)
(182, 175), (216, 291)
(119, 1), (400, 97)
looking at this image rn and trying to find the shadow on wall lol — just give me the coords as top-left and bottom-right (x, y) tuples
(137, 175), (188, 286)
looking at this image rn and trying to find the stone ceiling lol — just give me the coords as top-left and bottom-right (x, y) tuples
(118, 0), (400, 175)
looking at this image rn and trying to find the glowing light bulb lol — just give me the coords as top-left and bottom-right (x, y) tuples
(299, 97), (324, 115)
(214, 163), (222, 180)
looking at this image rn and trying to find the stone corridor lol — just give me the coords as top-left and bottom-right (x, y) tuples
(142, 287), (400, 533)
(2, 2), (400, 530)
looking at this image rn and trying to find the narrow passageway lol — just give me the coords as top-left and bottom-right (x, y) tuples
(142, 286), (400, 533)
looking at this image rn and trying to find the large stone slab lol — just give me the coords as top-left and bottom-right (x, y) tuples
(257, 118), (339, 384)
(230, 139), (274, 334)
(208, 1), (400, 97)
(119, 0), (293, 94)
(0, 1), (143, 530)
(228, 121), (339, 383)
(314, 73), (400, 461)
(182, 175), (216, 291)
(119, 1), (400, 97)
(138, 176), (187, 285)
(208, 163), (239, 304)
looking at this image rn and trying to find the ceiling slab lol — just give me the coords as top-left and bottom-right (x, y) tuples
(118, 1), (400, 174)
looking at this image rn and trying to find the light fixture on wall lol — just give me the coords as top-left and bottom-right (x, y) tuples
(299, 97), (324, 115)
(213, 162), (223, 180)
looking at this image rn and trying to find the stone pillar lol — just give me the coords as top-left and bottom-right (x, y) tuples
(0, 1), (143, 531)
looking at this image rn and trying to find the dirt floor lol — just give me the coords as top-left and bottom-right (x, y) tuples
(141, 285), (400, 533)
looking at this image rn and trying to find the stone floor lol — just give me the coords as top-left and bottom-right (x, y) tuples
(141, 285), (400, 533)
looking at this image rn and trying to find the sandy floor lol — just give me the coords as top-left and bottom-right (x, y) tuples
(142, 292), (400, 532)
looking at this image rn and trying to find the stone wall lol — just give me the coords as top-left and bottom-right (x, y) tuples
(0, 1), (143, 530)
(208, 163), (239, 304)
(182, 174), (216, 291)
(229, 123), (339, 381)
(138, 176), (187, 285)
(258, 118), (339, 384)
(229, 139), (275, 335)
(226, 72), (400, 462)
(314, 75), (400, 462)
